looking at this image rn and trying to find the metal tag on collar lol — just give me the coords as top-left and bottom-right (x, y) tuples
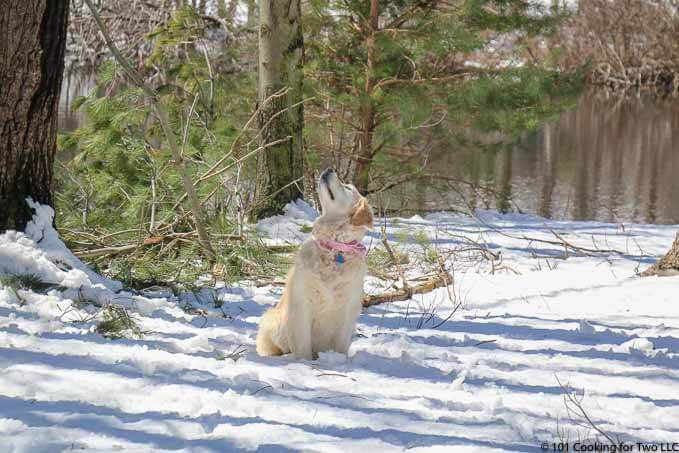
(336, 253), (345, 264)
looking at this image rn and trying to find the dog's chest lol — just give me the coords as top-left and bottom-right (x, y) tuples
(297, 240), (366, 306)
(317, 255), (365, 287)
(310, 268), (364, 340)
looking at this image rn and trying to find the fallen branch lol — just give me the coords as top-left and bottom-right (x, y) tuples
(265, 244), (298, 254)
(72, 232), (242, 258)
(253, 270), (453, 306)
(74, 243), (140, 259)
(362, 272), (452, 307)
(72, 232), (296, 259)
(253, 278), (287, 287)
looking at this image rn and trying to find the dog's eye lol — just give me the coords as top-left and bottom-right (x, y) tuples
(344, 184), (358, 193)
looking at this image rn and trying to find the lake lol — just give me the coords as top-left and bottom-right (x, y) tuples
(384, 93), (679, 225)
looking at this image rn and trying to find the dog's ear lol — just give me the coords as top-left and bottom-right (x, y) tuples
(350, 198), (374, 229)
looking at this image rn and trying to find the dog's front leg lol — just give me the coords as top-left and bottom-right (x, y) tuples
(287, 302), (312, 360)
(286, 273), (313, 360)
(334, 297), (362, 355)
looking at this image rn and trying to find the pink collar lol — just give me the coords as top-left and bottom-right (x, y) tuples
(317, 238), (368, 259)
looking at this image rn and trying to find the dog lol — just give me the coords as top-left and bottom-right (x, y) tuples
(256, 169), (373, 360)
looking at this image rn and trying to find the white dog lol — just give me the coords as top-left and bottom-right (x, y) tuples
(256, 169), (373, 360)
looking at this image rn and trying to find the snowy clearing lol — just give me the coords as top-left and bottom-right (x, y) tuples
(1, 202), (678, 452)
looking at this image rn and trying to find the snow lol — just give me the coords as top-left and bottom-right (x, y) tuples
(1, 201), (679, 452)
(7, 199), (122, 292)
(256, 199), (318, 244)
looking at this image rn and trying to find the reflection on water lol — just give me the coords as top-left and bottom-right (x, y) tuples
(58, 71), (94, 133)
(389, 94), (679, 225)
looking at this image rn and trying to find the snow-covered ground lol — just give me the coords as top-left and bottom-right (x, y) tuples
(1, 202), (678, 452)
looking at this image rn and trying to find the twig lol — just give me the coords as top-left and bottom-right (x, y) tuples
(556, 375), (620, 448)
(380, 214), (409, 293)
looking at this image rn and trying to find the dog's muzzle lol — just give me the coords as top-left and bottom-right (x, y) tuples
(320, 168), (336, 200)
(320, 168), (335, 182)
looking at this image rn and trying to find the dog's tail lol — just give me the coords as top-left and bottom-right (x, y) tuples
(256, 308), (284, 356)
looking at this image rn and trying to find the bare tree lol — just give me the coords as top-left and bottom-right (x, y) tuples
(0, 0), (69, 232)
(252, 0), (304, 219)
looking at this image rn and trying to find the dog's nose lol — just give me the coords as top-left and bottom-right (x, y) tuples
(320, 168), (335, 182)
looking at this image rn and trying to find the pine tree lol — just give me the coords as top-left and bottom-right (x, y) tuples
(305, 0), (581, 194)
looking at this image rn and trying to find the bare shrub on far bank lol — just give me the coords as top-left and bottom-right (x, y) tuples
(556, 0), (679, 95)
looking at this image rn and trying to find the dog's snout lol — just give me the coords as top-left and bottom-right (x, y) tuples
(320, 168), (335, 182)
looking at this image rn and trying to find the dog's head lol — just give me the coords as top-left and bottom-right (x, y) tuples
(313, 168), (373, 241)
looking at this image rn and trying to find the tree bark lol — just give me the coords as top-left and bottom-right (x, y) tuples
(252, 0), (305, 220)
(353, 0), (379, 195)
(0, 0), (69, 233)
(642, 232), (679, 276)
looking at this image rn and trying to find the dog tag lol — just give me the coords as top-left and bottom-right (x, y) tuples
(336, 253), (345, 264)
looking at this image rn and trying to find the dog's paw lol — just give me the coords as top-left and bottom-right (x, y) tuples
(317, 351), (348, 365)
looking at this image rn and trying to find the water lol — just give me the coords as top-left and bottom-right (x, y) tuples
(57, 77), (679, 224)
(58, 71), (94, 133)
(386, 94), (679, 225)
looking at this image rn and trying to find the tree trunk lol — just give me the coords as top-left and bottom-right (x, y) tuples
(247, 0), (257, 28)
(0, 0), (69, 233)
(252, 0), (304, 220)
(642, 232), (679, 276)
(551, 0), (559, 15)
(217, 0), (228, 18)
(353, 0), (379, 195)
(221, 0), (239, 26)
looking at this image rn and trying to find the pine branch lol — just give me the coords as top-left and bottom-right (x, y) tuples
(83, 0), (216, 262)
